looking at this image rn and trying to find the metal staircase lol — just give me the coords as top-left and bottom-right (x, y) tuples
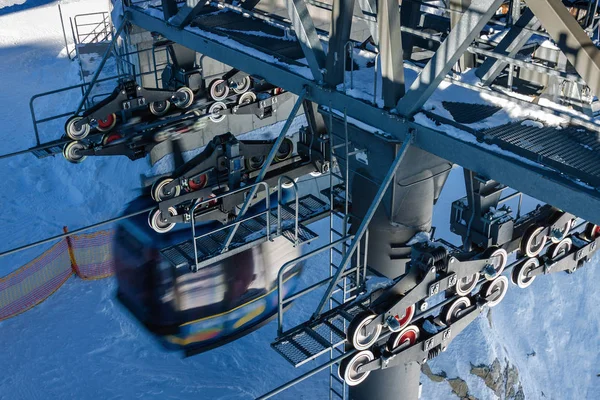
(270, 108), (373, 400)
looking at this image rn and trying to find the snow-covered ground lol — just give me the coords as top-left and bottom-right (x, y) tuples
(1, 1), (599, 399)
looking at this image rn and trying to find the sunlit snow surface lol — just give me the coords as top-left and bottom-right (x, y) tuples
(0, 1), (599, 399)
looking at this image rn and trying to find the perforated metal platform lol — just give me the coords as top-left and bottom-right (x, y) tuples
(442, 101), (502, 124)
(161, 194), (326, 269)
(30, 139), (66, 159)
(272, 301), (369, 367)
(478, 122), (600, 188)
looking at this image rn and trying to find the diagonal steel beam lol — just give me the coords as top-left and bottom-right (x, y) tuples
(240, 0), (262, 11)
(222, 89), (307, 251)
(396, 0), (505, 116)
(378, 0), (405, 107)
(357, 0), (378, 44)
(312, 133), (413, 318)
(477, 8), (541, 85)
(526, 0), (600, 98)
(325, 0), (355, 86)
(286, 0), (327, 82)
(169, 0), (210, 28)
(161, 0), (179, 20)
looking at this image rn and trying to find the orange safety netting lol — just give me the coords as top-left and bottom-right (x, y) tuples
(0, 229), (115, 322)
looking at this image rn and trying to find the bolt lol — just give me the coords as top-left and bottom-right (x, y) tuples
(441, 346), (447, 352)
(429, 267), (436, 274)
(420, 302), (428, 312)
(422, 358), (428, 364)
(449, 275), (458, 286)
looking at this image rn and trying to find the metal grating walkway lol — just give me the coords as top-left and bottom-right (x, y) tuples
(442, 101), (502, 124)
(478, 122), (600, 189)
(161, 194), (326, 269)
(272, 300), (369, 367)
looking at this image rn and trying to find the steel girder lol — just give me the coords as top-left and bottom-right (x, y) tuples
(526, 0), (600, 98)
(325, 0), (355, 86)
(125, 7), (600, 225)
(286, 0), (327, 82)
(378, 0), (406, 107)
(396, 0), (505, 116)
(357, 0), (378, 44)
(476, 8), (541, 85)
(169, 1), (210, 28)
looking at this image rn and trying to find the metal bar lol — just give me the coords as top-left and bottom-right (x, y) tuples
(325, 0), (355, 86)
(256, 350), (357, 400)
(286, 0), (326, 82)
(313, 134), (413, 317)
(357, 0), (378, 44)
(74, 17), (128, 116)
(527, 0), (600, 97)
(0, 206), (154, 259)
(170, 0), (210, 28)
(477, 8), (542, 85)
(396, 0), (505, 116)
(277, 176), (300, 243)
(58, 5), (72, 62)
(223, 89), (307, 251)
(241, 0), (262, 11)
(377, 0), (405, 107)
(277, 235), (353, 335)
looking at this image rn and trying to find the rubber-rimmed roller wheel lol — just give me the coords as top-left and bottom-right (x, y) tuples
(65, 116), (90, 140)
(151, 177), (181, 202)
(173, 86), (194, 109)
(149, 100), (171, 116)
(209, 101), (227, 123)
(584, 223), (600, 241)
(347, 311), (382, 351)
(394, 304), (416, 332)
(441, 296), (471, 325)
(482, 247), (508, 280)
(96, 113), (117, 132)
(520, 225), (547, 258)
(386, 325), (420, 352)
(455, 272), (479, 296)
(511, 257), (539, 289)
(338, 350), (374, 386)
(275, 138), (294, 162)
(101, 133), (122, 146)
(245, 154), (265, 171)
(232, 76), (252, 94)
(62, 141), (87, 163)
(148, 207), (177, 233)
(238, 91), (256, 105)
(188, 174), (208, 191)
(281, 177), (298, 190)
(209, 79), (229, 101)
(481, 276), (508, 307)
(547, 237), (572, 260)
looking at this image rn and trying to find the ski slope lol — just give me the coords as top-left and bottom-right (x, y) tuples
(1, 1), (599, 399)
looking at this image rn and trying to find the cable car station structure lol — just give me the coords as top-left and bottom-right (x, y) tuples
(7, 0), (600, 399)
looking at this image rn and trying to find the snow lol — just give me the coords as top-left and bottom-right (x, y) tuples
(1, 1), (600, 400)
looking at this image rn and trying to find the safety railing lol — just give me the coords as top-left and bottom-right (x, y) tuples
(277, 176), (299, 245)
(72, 12), (113, 47)
(189, 181), (273, 270)
(276, 235), (354, 336)
(28, 43), (166, 146)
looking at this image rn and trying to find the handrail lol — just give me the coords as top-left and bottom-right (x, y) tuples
(189, 181), (271, 270)
(276, 235), (354, 336)
(277, 176), (299, 244)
